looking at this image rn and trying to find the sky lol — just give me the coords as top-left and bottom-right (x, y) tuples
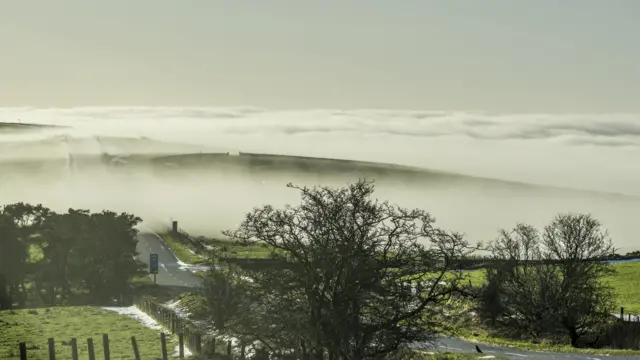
(2, 0), (640, 112)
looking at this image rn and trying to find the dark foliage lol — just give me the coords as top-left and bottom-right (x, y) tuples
(478, 214), (617, 347)
(202, 179), (477, 359)
(0, 202), (144, 309)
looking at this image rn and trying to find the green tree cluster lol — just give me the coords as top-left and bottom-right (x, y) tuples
(0, 202), (144, 309)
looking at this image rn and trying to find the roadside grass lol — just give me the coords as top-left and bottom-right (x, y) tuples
(158, 233), (205, 264)
(455, 326), (640, 356)
(0, 306), (178, 360)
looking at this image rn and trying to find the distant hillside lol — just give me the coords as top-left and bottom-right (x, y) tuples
(143, 151), (638, 201)
(0, 121), (65, 129)
(0, 134), (637, 203)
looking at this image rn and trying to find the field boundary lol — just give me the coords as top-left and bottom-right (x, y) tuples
(133, 297), (242, 358)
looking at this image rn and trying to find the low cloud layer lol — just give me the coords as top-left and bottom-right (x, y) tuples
(1, 107), (639, 253)
(2, 107), (639, 196)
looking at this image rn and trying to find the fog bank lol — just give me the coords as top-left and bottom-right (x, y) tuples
(1, 107), (639, 253)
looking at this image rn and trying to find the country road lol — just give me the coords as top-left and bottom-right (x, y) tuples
(136, 232), (202, 288)
(135, 232), (640, 360)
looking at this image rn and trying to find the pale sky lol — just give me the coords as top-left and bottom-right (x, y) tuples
(1, 1), (639, 112)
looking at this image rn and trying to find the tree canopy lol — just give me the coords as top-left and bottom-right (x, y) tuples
(203, 179), (477, 359)
(0, 202), (144, 309)
(478, 214), (617, 347)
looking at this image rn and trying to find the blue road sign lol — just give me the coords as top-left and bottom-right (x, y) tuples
(150, 253), (159, 274)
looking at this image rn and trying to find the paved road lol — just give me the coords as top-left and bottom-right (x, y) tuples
(418, 336), (640, 360)
(136, 232), (203, 288)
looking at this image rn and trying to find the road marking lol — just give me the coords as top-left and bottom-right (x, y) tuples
(504, 353), (527, 357)
(441, 347), (463, 351)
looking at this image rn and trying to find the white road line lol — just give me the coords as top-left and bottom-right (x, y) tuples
(441, 347), (463, 351)
(504, 352), (527, 357)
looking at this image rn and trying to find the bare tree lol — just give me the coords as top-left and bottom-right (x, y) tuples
(542, 213), (616, 346)
(222, 179), (476, 360)
(482, 214), (616, 347)
(202, 267), (250, 331)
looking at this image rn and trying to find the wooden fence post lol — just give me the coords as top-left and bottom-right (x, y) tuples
(227, 340), (232, 355)
(87, 338), (96, 360)
(48, 337), (56, 360)
(621, 307), (624, 320)
(71, 338), (79, 360)
(179, 333), (185, 359)
(19, 342), (27, 360)
(103, 334), (111, 360)
(131, 336), (141, 360)
(161, 333), (169, 360)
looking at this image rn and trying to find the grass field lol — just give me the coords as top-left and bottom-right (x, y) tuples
(159, 233), (272, 263)
(204, 237), (272, 259)
(604, 261), (640, 314)
(0, 306), (178, 360)
(163, 230), (640, 314)
(158, 233), (205, 264)
(453, 261), (640, 354)
(465, 261), (640, 314)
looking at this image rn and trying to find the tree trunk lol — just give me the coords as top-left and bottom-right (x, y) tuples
(569, 327), (579, 347)
(9, 284), (19, 308)
(18, 279), (27, 308)
(313, 348), (324, 360)
(48, 285), (57, 306)
(0, 274), (10, 310)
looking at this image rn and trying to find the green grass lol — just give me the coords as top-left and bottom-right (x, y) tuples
(465, 261), (640, 314)
(158, 233), (205, 264)
(205, 237), (272, 259)
(457, 261), (640, 354)
(604, 262), (640, 314)
(0, 306), (179, 360)
(456, 326), (640, 355)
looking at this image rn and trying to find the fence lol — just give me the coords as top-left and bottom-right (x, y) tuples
(134, 297), (249, 359)
(174, 225), (212, 258)
(16, 332), (183, 360)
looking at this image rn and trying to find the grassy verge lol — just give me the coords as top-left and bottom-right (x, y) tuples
(158, 233), (205, 264)
(0, 306), (178, 360)
(456, 326), (640, 356)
